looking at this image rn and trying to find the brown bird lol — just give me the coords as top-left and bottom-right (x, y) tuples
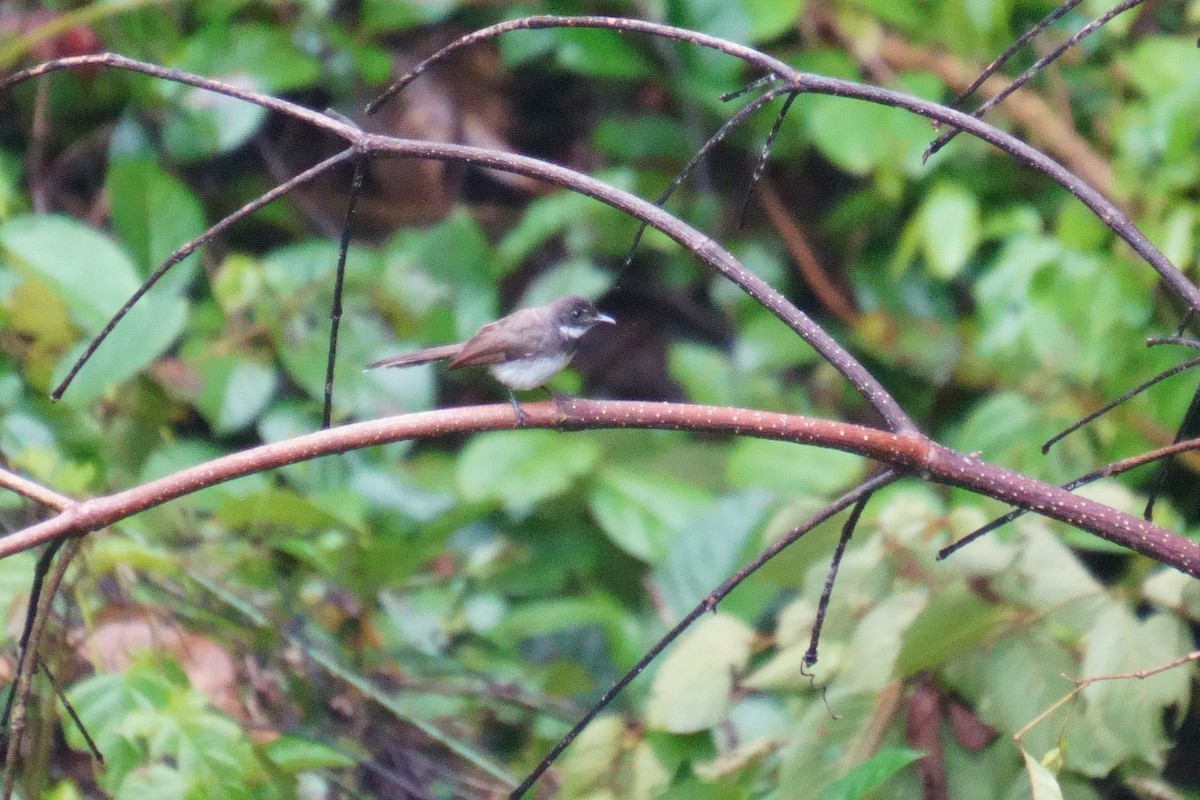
(366, 295), (615, 423)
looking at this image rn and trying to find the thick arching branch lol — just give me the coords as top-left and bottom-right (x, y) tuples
(0, 399), (1196, 577)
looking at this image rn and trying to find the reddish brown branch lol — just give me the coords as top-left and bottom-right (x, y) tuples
(0, 399), (1196, 577)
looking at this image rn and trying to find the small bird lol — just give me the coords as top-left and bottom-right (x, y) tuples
(366, 295), (615, 423)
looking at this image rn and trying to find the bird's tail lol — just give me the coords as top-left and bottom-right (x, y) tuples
(365, 344), (461, 370)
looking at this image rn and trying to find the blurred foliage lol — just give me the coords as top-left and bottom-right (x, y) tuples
(1, 0), (1200, 798)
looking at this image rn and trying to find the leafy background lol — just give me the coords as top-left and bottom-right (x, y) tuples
(1, 0), (1199, 798)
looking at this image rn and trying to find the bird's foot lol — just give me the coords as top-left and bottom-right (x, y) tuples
(508, 391), (528, 428)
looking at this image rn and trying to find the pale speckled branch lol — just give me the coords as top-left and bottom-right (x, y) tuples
(0, 399), (1196, 578)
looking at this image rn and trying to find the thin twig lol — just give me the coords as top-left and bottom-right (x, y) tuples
(51, 149), (357, 401)
(927, 0), (1144, 158)
(736, 92), (796, 229)
(947, 0), (1087, 109)
(2, 537), (82, 800)
(1014, 649), (1200, 744)
(804, 493), (871, 667)
(508, 471), (899, 799)
(621, 85), (794, 270)
(1144, 378), (1200, 520)
(1042, 354), (1200, 453)
(322, 157), (365, 429)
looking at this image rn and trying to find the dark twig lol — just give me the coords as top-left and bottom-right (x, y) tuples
(948, 0), (1086, 109)
(939, 435), (1200, 560)
(926, 0), (1144, 158)
(720, 72), (778, 102)
(737, 92), (797, 229)
(39, 662), (102, 763)
(1144, 379), (1200, 521)
(1148, 335), (1200, 350)
(622, 85), (794, 270)
(804, 493), (871, 667)
(2, 537), (82, 800)
(0, 542), (63, 734)
(50, 149), (356, 401)
(508, 471), (898, 800)
(1042, 355), (1200, 453)
(322, 157), (365, 429)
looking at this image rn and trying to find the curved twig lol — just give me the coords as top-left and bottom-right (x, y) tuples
(367, 16), (1200, 313)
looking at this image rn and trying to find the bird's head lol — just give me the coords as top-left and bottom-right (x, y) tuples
(554, 295), (616, 339)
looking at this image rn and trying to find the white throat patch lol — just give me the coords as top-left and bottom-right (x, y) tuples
(559, 324), (589, 339)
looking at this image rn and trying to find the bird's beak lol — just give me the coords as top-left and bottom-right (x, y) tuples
(595, 313), (616, 325)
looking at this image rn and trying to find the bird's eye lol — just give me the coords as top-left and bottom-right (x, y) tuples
(572, 308), (583, 319)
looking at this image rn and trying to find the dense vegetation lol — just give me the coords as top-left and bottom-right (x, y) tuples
(1, 1), (1199, 798)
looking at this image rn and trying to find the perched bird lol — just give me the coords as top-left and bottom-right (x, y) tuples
(366, 295), (615, 423)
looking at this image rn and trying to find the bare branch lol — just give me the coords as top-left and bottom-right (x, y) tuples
(1, 399), (1197, 577)
(370, 16), (1200, 313)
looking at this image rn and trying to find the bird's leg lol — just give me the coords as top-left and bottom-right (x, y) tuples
(508, 390), (527, 428)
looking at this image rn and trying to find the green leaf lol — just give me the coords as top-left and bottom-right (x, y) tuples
(741, 0), (807, 41)
(727, 438), (863, 495)
(920, 182), (981, 279)
(518, 256), (613, 310)
(0, 214), (187, 402)
(559, 714), (627, 797)
(588, 467), (713, 562)
(193, 357), (278, 434)
(646, 613), (755, 733)
(593, 115), (692, 161)
(816, 748), (925, 800)
(261, 735), (356, 771)
(1021, 748), (1065, 800)
(360, 0), (458, 32)
(106, 158), (206, 282)
(1071, 606), (1193, 774)
(163, 24), (319, 159)
(653, 491), (773, 616)
(510, 28), (654, 79)
(458, 430), (601, 516)
(496, 190), (595, 272)
(896, 583), (1005, 677)
(669, 343), (738, 406)
(841, 590), (927, 692)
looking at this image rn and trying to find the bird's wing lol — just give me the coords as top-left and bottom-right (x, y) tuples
(448, 311), (545, 367)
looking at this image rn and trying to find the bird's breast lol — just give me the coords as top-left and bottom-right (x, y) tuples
(489, 353), (572, 390)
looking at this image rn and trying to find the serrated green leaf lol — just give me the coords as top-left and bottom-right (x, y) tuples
(653, 491), (772, 616)
(897, 583), (1005, 677)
